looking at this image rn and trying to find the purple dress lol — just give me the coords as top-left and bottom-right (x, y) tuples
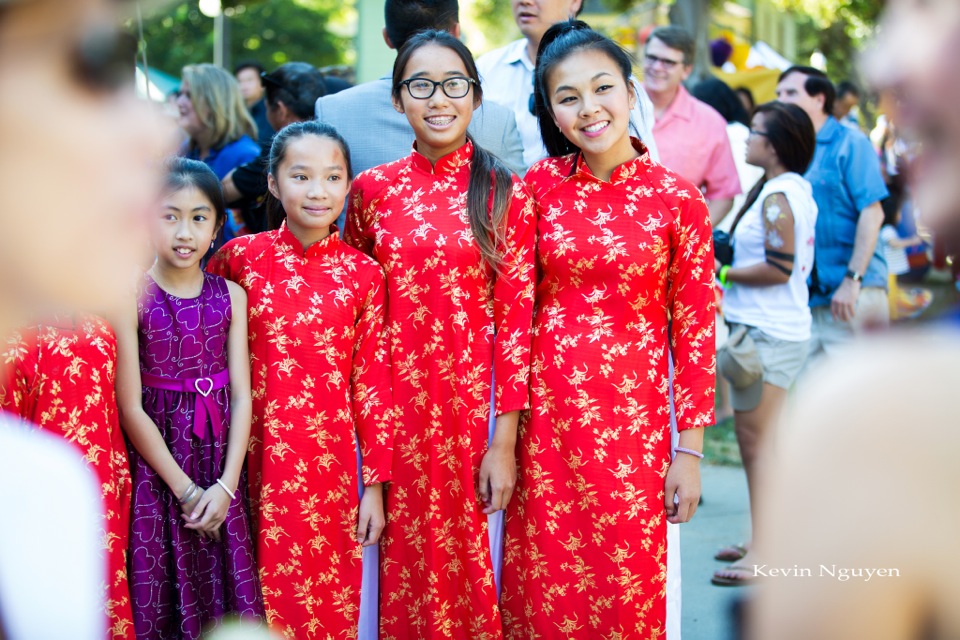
(128, 272), (264, 639)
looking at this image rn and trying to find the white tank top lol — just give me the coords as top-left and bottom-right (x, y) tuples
(723, 172), (818, 342)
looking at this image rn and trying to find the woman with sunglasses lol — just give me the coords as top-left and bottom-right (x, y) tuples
(346, 29), (536, 638)
(711, 101), (818, 586)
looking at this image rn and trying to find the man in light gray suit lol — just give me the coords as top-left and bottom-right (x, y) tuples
(317, 0), (525, 228)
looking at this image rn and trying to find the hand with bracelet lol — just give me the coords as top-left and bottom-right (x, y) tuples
(664, 428), (704, 524)
(180, 477), (236, 543)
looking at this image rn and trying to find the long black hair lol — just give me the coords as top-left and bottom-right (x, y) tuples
(265, 120), (353, 230)
(162, 157), (227, 230)
(732, 101), (816, 228)
(392, 29), (512, 270)
(533, 20), (637, 157)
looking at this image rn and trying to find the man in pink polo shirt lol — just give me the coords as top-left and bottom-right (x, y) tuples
(644, 25), (741, 224)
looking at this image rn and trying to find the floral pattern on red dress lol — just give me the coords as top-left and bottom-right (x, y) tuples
(500, 140), (716, 639)
(1, 316), (135, 640)
(346, 141), (536, 639)
(209, 225), (393, 639)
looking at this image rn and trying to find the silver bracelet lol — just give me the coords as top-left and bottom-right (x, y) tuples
(178, 482), (199, 504)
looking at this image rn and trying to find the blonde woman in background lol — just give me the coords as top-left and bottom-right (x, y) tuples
(177, 63), (260, 239)
(177, 63), (259, 181)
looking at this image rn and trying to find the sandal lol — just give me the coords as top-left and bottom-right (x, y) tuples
(714, 543), (749, 562)
(711, 565), (755, 586)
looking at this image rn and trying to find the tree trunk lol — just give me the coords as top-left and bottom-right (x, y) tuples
(669, 0), (712, 89)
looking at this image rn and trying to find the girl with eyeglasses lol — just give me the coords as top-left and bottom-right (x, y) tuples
(499, 21), (715, 637)
(346, 29), (536, 638)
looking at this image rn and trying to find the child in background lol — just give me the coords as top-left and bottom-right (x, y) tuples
(879, 206), (931, 319)
(114, 158), (264, 639)
(1, 316), (136, 639)
(208, 121), (393, 639)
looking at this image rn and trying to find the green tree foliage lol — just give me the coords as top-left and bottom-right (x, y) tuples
(470, 0), (518, 51)
(135, 0), (352, 78)
(774, 0), (882, 82)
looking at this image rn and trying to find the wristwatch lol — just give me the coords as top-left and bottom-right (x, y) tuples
(844, 268), (863, 283)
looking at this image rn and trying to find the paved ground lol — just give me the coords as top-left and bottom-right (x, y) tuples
(680, 464), (753, 640)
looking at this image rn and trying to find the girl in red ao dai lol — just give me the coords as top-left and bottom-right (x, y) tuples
(208, 121), (394, 639)
(346, 30), (537, 640)
(1, 315), (136, 639)
(499, 22), (716, 639)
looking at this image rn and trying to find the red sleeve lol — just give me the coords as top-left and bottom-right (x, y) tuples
(207, 239), (240, 280)
(493, 177), (536, 415)
(345, 171), (377, 256)
(351, 260), (394, 484)
(0, 328), (39, 420)
(667, 186), (717, 430)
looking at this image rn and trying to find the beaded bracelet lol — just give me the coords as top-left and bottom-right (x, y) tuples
(675, 446), (704, 460)
(216, 479), (237, 501)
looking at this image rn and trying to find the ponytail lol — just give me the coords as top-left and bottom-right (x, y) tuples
(466, 135), (512, 270)
(727, 175), (768, 236)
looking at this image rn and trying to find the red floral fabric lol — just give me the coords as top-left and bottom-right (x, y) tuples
(347, 141), (536, 639)
(0, 316), (135, 640)
(500, 140), (716, 638)
(209, 225), (393, 639)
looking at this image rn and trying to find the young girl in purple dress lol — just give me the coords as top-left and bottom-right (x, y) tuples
(114, 158), (264, 639)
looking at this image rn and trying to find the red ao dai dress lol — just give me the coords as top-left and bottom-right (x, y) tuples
(0, 316), (135, 639)
(208, 224), (394, 639)
(500, 140), (716, 639)
(346, 141), (536, 639)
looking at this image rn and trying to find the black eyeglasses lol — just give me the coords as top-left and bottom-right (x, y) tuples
(399, 77), (476, 100)
(643, 53), (684, 69)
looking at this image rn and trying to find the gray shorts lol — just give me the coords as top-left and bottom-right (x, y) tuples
(728, 323), (809, 411)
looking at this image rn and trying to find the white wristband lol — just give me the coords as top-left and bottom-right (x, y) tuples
(216, 479), (237, 501)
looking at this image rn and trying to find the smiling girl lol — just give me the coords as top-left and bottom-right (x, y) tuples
(346, 29), (536, 638)
(499, 22), (715, 637)
(208, 121), (394, 639)
(114, 158), (264, 639)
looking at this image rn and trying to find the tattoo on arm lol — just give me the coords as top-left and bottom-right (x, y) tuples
(762, 192), (796, 276)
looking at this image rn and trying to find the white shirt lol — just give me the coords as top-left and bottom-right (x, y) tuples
(723, 172), (819, 341)
(880, 225), (910, 276)
(477, 38), (659, 169)
(0, 419), (105, 640)
(717, 122), (765, 232)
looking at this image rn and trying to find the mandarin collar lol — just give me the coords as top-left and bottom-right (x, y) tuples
(278, 220), (341, 258)
(572, 137), (653, 184)
(410, 140), (474, 175)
